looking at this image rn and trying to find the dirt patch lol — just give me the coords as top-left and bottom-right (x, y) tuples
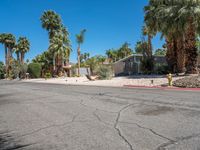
(137, 106), (174, 116)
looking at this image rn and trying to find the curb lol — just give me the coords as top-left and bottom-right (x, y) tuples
(123, 85), (200, 91)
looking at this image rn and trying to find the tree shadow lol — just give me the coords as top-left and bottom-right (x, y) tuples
(0, 131), (35, 150)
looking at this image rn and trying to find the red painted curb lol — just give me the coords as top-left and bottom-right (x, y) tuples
(124, 85), (200, 91)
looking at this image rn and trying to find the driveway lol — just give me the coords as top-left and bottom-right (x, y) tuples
(0, 80), (200, 150)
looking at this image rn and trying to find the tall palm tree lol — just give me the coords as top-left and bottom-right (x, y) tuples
(76, 29), (86, 76)
(17, 37), (30, 64)
(142, 25), (153, 58)
(4, 34), (15, 64)
(49, 26), (71, 72)
(0, 34), (7, 70)
(144, 0), (200, 74)
(0, 33), (15, 75)
(178, 0), (200, 74)
(41, 10), (62, 41)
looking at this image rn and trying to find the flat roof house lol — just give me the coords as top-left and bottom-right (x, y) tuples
(113, 54), (167, 76)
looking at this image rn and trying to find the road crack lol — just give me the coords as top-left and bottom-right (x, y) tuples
(120, 121), (174, 142)
(114, 104), (135, 150)
(16, 113), (80, 138)
(93, 110), (113, 126)
(157, 133), (200, 150)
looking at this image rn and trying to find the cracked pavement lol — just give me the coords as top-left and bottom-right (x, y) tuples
(0, 81), (200, 150)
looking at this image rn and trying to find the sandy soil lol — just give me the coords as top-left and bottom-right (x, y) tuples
(22, 75), (184, 87)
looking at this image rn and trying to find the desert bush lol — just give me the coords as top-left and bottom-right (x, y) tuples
(9, 59), (20, 79)
(155, 63), (169, 74)
(141, 58), (154, 74)
(19, 63), (28, 78)
(28, 63), (42, 78)
(94, 65), (113, 80)
(44, 72), (51, 79)
(0, 62), (5, 79)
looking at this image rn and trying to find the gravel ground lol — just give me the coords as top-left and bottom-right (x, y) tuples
(173, 75), (200, 88)
(22, 75), (184, 87)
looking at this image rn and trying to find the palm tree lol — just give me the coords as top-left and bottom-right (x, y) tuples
(118, 42), (132, 59)
(41, 11), (71, 75)
(40, 10), (62, 41)
(179, 0), (200, 74)
(76, 29), (86, 76)
(0, 34), (7, 71)
(17, 37), (30, 64)
(0, 33), (15, 75)
(142, 25), (153, 58)
(4, 34), (16, 64)
(144, 0), (200, 74)
(144, 0), (184, 73)
(49, 26), (71, 73)
(106, 49), (114, 63)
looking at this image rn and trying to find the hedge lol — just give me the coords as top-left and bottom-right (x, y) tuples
(28, 63), (42, 78)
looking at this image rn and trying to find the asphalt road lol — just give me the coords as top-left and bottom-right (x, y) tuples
(0, 80), (200, 150)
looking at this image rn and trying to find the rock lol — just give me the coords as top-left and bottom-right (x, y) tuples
(173, 75), (200, 88)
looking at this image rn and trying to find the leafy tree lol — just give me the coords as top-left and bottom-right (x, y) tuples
(76, 29), (86, 76)
(154, 49), (167, 56)
(96, 55), (106, 64)
(80, 52), (90, 64)
(135, 41), (148, 55)
(118, 42), (133, 59)
(85, 56), (98, 75)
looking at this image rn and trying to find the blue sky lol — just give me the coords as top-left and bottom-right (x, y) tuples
(0, 0), (164, 63)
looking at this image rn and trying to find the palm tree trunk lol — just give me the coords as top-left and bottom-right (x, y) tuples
(185, 18), (199, 74)
(77, 45), (81, 76)
(53, 53), (56, 72)
(176, 38), (185, 74)
(4, 45), (8, 75)
(166, 37), (177, 73)
(21, 53), (24, 64)
(147, 34), (153, 58)
(16, 52), (20, 62)
(7, 45), (10, 66)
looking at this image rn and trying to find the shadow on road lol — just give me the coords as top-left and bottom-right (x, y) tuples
(0, 131), (34, 150)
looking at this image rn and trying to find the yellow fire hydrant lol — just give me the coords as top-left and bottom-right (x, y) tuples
(167, 73), (173, 86)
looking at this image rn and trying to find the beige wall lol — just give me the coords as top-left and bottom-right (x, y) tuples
(113, 61), (125, 75)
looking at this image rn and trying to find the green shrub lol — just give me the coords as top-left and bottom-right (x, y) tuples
(19, 63), (28, 78)
(94, 65), (113, 80)
(141, 58), (154, 74)
(9, 59), (20, 79)
(28, 63), (42, 78)
(155, 64), (169, 74)
(0, 62), (5, 79)
(44, 72), (51, 79)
